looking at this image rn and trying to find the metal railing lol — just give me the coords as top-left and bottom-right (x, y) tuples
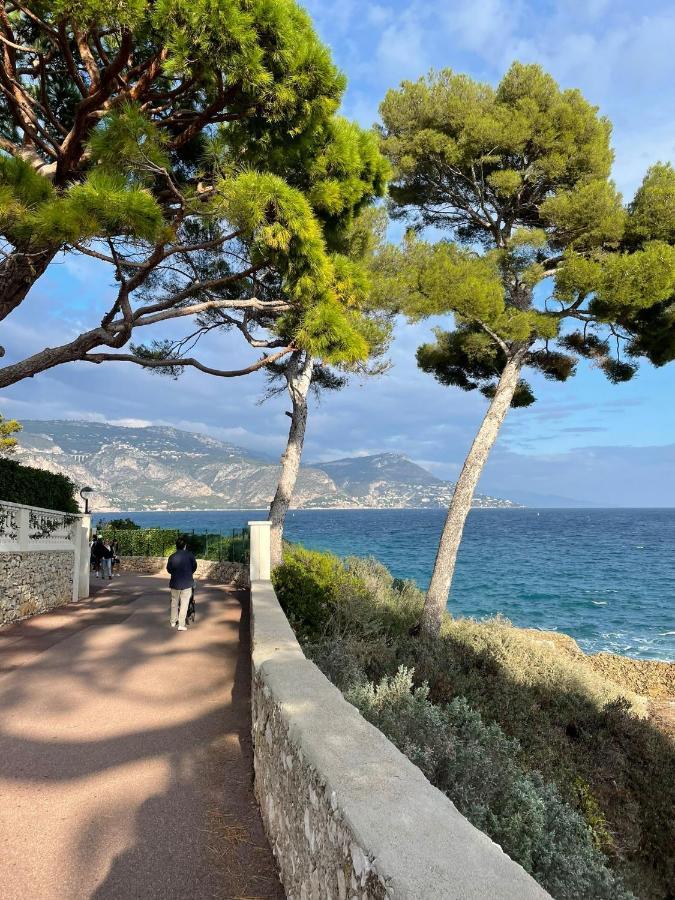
(99, 525), (250, 563)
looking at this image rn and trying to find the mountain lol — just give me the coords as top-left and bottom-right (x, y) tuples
(312, 453), (479, 508)
(316, 453), (441, 491)
(481, 487), (596, 508)
(11, 420), (522, 511)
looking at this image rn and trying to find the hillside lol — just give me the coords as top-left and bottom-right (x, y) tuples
(11, 420), (522, 511)
(310, 452), (516, 509)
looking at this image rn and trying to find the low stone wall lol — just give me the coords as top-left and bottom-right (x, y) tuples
(251, 580), (550, 900)
(0, 550), (74, 625)
(118, 555), (248, 587)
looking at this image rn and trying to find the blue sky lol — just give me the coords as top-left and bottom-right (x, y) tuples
(3, 0), (675, 505)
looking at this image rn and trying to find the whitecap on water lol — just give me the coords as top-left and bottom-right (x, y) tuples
(591, 600), (608, 605)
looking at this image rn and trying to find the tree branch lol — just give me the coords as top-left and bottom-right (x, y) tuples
(83, 346), (294, 377)
(133, 296), (290, 328)
(130, 262), (268, 318)
(57, 28), (134, 179)
(475, 318), (510, 354)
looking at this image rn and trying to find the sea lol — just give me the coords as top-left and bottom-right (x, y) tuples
(95, 508), (675, 662)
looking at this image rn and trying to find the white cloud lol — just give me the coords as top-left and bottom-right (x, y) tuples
(60, 252), (110, 285)
(442, 0), (522, 57)
(367, 4), (393, 27)
(376, 18), (429, 81)
(108, 418), (154, 428)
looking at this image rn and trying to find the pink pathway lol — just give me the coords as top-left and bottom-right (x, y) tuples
(0, 574), (283, 900)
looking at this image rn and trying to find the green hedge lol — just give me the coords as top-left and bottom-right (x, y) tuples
(0, 458), (78, 513)
(100, 525), (249, 562)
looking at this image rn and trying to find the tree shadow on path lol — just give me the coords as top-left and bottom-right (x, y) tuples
(0, 576), (283, 900)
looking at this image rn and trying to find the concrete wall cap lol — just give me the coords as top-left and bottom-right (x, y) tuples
(250, 582), (551, 900)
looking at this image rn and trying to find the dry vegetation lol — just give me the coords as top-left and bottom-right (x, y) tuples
(273, 546), (675, 900)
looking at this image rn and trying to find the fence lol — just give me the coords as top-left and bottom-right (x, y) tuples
(99, 525), (250, 563)
(0, 500), (79, 551)
(0, 499), (90, 620)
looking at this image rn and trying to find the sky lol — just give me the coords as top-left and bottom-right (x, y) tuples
(3, 0), (675, 505)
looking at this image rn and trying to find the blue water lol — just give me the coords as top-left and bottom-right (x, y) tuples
(96, 508), (675, 661)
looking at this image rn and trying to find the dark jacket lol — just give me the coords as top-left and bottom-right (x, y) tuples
(91, 540), (105, 560)
(166, 548), (197, 590)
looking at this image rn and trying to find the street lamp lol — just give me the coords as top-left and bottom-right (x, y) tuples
(79, 486), (93, 514)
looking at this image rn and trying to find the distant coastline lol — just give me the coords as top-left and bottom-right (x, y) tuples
(16, 420), (522, 511)
(95, 504), (527, 514)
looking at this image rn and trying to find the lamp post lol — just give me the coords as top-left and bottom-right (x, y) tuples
(79, 486), (93, 515)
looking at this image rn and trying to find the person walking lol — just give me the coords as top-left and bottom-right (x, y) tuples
(100, 540), (114, 580)
(91, 536), (105, 578)
(166, 536), (197, 631)
(110, 538), (121, 577)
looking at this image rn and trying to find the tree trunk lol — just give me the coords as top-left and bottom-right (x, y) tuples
(268, 352), (314, 570)
(421, 353), (524, 638)
(0, 248), (57, 323)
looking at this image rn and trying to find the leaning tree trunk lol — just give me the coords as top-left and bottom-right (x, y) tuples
(0, 247), (57, 323)
(0, 324), (115, 388)
(421, 353), (525, 638)
(268, 352), (314, 569)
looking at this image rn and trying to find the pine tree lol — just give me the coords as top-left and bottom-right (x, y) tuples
(0, 0), (347, 377)
(117, 135), (391, 566)
(265, 209), (390, 568)
(377, 64), (675, 636)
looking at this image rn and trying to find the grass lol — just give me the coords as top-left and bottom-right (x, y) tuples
(273, 546), (675, 900)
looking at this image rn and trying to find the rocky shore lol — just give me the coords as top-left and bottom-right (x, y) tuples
(523, 627), (675, 737)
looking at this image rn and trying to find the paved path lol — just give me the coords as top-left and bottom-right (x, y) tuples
(0, 574), (283, 900)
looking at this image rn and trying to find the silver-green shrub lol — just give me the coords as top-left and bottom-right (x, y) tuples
(345, 668), (634, 900)
(275, 545), (669, 897)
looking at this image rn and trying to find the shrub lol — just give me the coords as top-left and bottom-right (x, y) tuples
(345, 668), (633, 900)
(273, 545), (423, 642)
(101, 517), (141, 530)
(0, 458), (78, 512)
(272, 545), (371, 640)
(274, 545), (674, 898)
(102, 526), (181, 557)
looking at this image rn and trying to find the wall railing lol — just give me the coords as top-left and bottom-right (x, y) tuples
(0, 499), (90, 602)
(247, 520), (550, 899)
(0, 499), (79, 552)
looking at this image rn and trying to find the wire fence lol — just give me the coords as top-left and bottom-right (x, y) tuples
(98, 526), (250, 563)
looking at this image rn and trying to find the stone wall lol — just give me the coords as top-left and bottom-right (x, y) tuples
(251, 579), (551, 900)
(0, 551), (74, 625)
(118, 555), (248, 587)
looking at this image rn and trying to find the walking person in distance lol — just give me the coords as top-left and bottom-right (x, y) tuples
(100, 540), (114, 580)
(91, 536), (105, 578)
(167, 536), (197, 631)
(110, 538), (121, 577)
